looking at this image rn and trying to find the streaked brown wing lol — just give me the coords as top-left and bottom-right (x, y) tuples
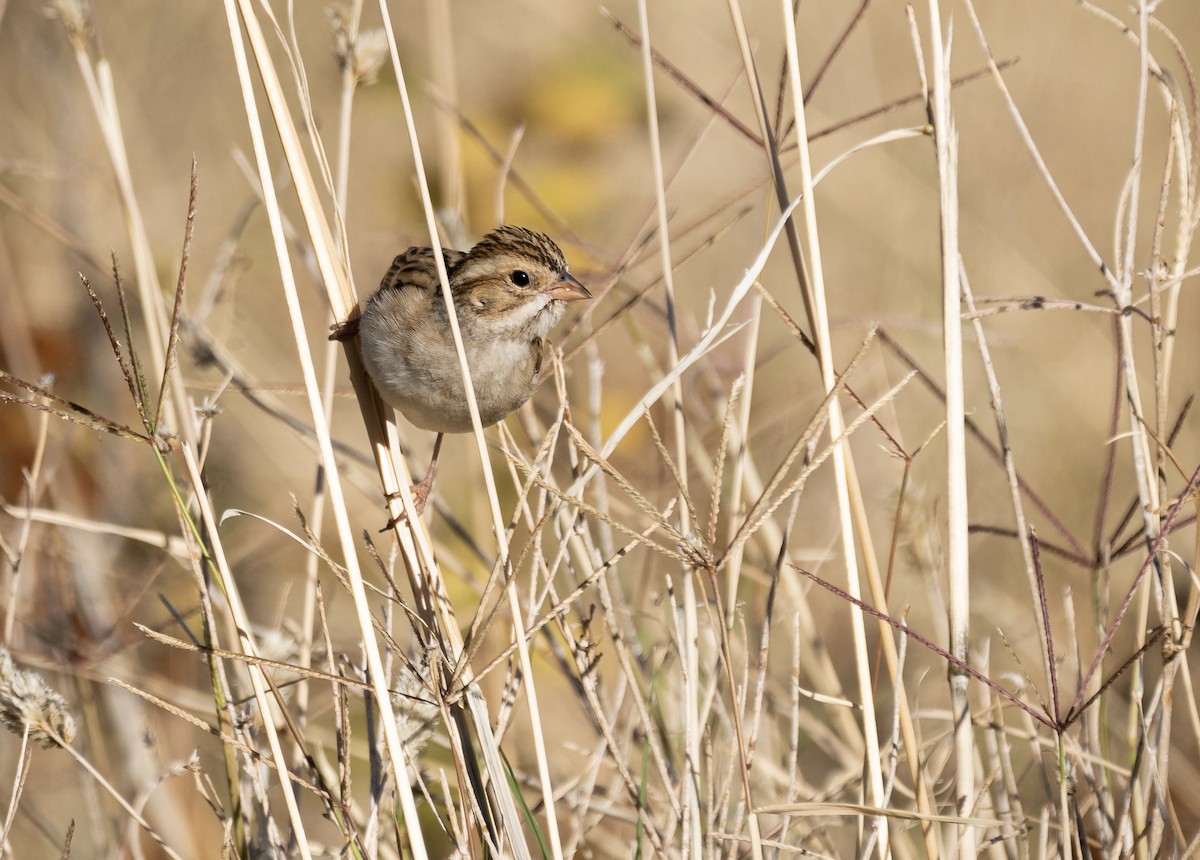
(379, 246), (468, 293)
(331, 244), (467, 340)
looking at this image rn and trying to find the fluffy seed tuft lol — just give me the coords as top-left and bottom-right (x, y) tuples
(0, 647), (76, 749)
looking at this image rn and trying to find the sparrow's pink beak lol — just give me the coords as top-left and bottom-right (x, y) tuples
(547, 272), (591, 302)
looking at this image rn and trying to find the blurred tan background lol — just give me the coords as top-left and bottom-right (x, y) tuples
(0, 0), (1198, 854)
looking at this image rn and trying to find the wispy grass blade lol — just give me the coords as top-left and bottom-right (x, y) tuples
(0, 371), (150, 444)
(153, 159), (197, 434)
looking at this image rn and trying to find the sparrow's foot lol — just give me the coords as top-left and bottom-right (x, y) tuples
(379, 433), (443, 531)
(379, 472), (434, 531)
(330, 315), (360, 341)
(379, 465), (436, 527)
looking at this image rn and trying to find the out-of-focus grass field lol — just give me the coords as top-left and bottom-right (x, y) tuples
(0, 0), (1198, 857)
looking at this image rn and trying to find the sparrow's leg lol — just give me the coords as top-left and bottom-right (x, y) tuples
(409, 432), (443, 512)
(329, 310), (361, 341)
(382, 433), (443, 530)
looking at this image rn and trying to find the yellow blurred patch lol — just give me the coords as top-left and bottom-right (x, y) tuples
(523, 57), (643, 145)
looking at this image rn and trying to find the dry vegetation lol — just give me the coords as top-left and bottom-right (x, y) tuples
(0, 0), (1198, 857)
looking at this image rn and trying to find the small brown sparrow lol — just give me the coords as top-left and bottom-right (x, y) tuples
(333, 225), (591, 514)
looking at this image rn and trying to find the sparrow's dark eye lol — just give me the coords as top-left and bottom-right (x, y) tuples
(509, 270), (531, 288)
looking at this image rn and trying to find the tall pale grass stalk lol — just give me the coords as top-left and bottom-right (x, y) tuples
(720, 276), (767, 628)
(428, 0), (464, 219)
(47, 10), (201, 847)
(373, 0), (558, 853)
(293, 0), (365, 782)
(178, 441), (313, 856)
(2, 410), (47, 646)
(0, 730), (31, 849)
(961, 0), (1119, 294)
(66, 27), (192, 443)
(221, 1), (427, 855)
(960, 270), (1047, 679)
(495, 122), (526, 225)
(575, 196), (800, 486)
(1113, 10), (1171, 848)
(922, 2), (976, 855)
(633, 1), (702, 855)
(9, 2), (1196, 854)
(332, 0), (364, 222)
(967, 2), (1194, 853)
(780, 1), (888, 855)
(1110, 9), (1198, 850)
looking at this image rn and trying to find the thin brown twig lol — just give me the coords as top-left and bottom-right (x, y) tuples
(1029, 529), (1060, 726)
(791, 564), (1056, 731)
(1071, 463), (1200, 717)
(967, 525), (1091, 568)
(755, 282), (907, 453)
(602, 9), (763, 147)
(803, 61), (1018, 145)
(606, 3), (1014, 161)
(1065, 627), (1167, 728)
(802, 0), (871, 107)
(878, 327), (1089, 560)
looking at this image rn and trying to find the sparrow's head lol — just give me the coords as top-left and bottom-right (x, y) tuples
(452, 225), (591, 338)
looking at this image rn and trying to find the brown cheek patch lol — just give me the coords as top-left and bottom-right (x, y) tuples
(452, 273), (526, 322)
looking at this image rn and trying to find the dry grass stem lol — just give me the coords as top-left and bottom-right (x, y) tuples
(2, 2), (1197, 855)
